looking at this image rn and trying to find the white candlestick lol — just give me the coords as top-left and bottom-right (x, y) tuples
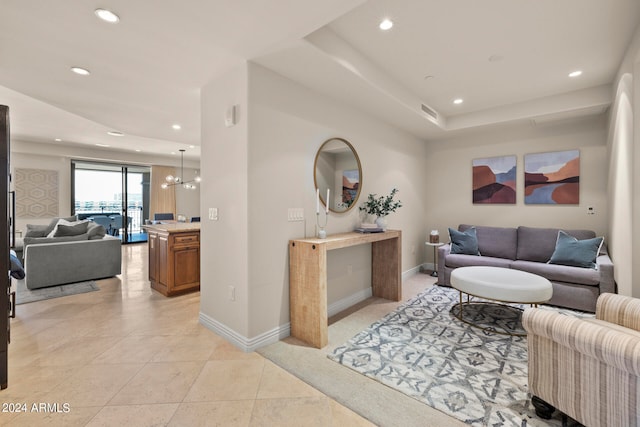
(316, 188), (319, 214)
(326, 189), (330, 213)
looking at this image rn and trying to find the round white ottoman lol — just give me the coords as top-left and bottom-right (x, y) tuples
(450, 266), (553, 335)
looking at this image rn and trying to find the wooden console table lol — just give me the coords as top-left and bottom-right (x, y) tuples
(289, 230), (402, 348)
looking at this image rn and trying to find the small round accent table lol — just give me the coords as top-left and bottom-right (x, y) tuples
(450, 266), (553, 335)
(425, 242), (444, 277)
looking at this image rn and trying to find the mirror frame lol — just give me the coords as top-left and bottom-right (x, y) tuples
(313, 137), (362, 213)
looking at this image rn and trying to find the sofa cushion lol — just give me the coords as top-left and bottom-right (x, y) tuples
(460, 224), (517, 260)
(449, 227), (480, 255)
(549, 231), (604, 269)
(54, 221), (90, 237)
(516, 226), (596, 262)
(511, 260), (600, 286)
(445, 254), (513, 269)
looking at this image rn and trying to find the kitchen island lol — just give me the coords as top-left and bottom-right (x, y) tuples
(143, 222), (200, 296)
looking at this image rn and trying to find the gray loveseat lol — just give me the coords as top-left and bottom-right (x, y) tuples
(437, 224), (615, 312)
(15, 216), (122, 290)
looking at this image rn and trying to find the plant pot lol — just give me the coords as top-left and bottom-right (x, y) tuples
(375, 216), (388, 231)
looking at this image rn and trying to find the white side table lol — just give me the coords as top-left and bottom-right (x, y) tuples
(425, 242), (444, 277)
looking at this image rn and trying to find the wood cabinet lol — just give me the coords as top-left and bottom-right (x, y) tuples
(146, 223), (200, 296)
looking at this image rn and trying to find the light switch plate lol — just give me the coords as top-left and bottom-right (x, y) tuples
(287, 208), (304, 222)
(209, 208), (218, 220)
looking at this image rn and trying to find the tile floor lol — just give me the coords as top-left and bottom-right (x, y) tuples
(0, 244), (374, 426)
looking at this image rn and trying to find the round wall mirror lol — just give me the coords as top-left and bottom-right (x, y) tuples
(314, 137), (362, 213)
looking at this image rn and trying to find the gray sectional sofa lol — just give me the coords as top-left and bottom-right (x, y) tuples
(15, 216), (122, 290)
(437, 224), (615, 312)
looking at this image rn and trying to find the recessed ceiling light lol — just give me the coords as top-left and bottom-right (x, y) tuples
(107, 131), (124, 137)
(54, 138), (62, 142)
(170, 151), (176, 155)
(453, 98), (464, 105)
(94, 9), (120, 23)
(379, 19), (393, 30)
(95, 143), (110, 147)
(172, 124), (182, 130)
(189, 145), (195, 149)
(568, 70), (583, 78)
(71, 67), (90, 76)
(135, 149), (141, 152)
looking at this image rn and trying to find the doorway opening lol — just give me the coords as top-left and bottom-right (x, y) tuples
(71, 161), (150, 244)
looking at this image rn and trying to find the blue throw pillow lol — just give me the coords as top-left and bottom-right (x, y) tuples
(448, 227), (480, 255)
(549, 230), (603, 269)
(10, 250), (25, 280)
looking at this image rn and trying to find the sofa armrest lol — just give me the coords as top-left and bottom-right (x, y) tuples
(596, 253), (616, 295)
(523, 308), (640, 376)
(437, 243), (450, 280)
(596, 293), (640, 331)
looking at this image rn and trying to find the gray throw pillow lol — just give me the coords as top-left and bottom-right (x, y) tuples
(54, 221), (89, 237)
(47, 217), (84, 237)
(43, 216), (77, 236)
(449, 227), (480, 255)
(23, 235), (89, 247)
(44, 218), (61, 237)
(86, 222), (107, 239)
(549, 230), (604, 269)
(25, 224), (49, 237)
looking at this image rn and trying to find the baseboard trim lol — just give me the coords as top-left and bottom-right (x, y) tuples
(403, 264), (427, 280)
(199, 312), (290, 353)
(200, 265), (426, 352)
(327, 288), (373, 318)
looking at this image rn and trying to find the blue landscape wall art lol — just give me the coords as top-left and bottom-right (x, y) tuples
(524, 150), (580, 204)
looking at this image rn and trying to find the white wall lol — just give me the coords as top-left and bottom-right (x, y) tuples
(607, 24), (640, 297)
(424, 117), (609, 241)
(247, 63), (429, 337)
(11, 139), (200, 231)
(199, 62), (429, 345)
(200, 63), (251, 338)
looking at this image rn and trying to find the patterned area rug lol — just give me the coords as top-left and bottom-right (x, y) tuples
(328, 285), (585, 426)
(14, 279), (99, 305)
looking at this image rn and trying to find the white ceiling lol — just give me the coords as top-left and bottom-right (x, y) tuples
(1, 0), (638, 157)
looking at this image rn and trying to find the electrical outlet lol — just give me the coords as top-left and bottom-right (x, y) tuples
(587, 206), (595, 215)
(228, 285), (235, 301)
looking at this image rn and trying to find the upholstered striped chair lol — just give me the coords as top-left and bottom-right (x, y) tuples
(523, 293), (640, 427)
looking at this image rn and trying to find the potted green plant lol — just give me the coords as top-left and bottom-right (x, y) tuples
(359, 188), (402, 230)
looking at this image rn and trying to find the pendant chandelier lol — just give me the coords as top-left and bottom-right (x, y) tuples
(161, 149), (200, 190)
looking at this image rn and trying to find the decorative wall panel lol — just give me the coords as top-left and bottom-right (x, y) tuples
(15, 168), (59, 218)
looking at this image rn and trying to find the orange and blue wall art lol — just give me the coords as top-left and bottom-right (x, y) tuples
(524, 150), (579, 204)
(472, 155), (516, 204)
